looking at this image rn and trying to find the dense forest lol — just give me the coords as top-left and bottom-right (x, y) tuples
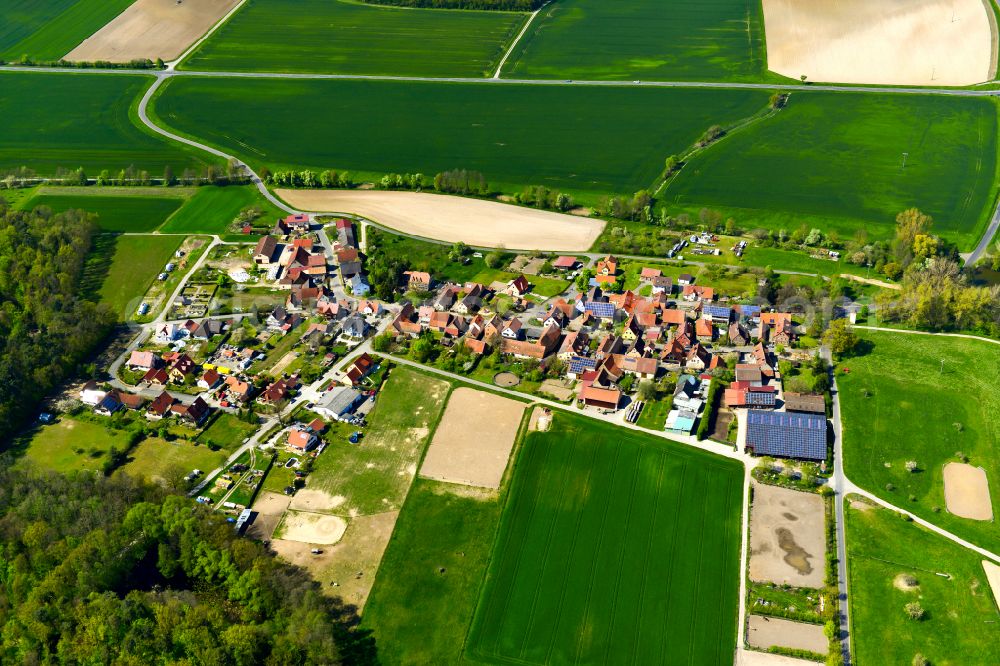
(0, 467), (371, 664)
(361, 0), (542, 10)
(0, 203), (115, 440)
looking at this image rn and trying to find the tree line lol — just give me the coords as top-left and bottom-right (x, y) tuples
(1, 163), (246, 189)
(0, 204), (116, 441)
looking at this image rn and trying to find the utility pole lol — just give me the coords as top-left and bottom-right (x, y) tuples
(940, 359), (945, 374)
(901, 152), (909, 169)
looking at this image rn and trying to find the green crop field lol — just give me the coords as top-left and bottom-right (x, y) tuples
(82, 234), (183, 319)
(838, 331), (1000, 553)
(0, 0), (134, 62)
(503, 0), (767, 82)
(159, 185), (286, 234)
(21, 192), (184, 232)
(846, 501), (1000, 665)
(467, 413), (743, 665)
(181, 0), (528, 77)
(664, 92), (1000, 250)
(152, 76), (769, 200)
(0, 72), (215, 177)
(363, 479), (503, 665)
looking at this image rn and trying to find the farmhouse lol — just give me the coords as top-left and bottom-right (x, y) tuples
(579, 384), (621, 410)
(404, 270), (431, 291)
(552, 256), (578, 270)
(745, 411), (827, 460)
(254, 236), (279, 266)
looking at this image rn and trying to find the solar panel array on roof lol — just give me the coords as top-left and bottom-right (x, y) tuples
(568, 356), (598, 375)
(746, 411), (826, 460)
(746, 391), (776, 407)
(739, 304), (761, 315)
(584, 302), (616, 318)
(703, 305), (732, 319)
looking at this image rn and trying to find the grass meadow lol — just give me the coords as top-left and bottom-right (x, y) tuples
(846, 501), (1000, 665)
(82, 234), (183, 319)
(664, 92), (1000, 250)
(152, 77), (769, 201)
(14, 416), (132, 474)
(0, 72), (214, 177)
(838, 331), (1000, 553)
(363, 479), (503, 665)
(21, 192), (184, 232)
(0, 0), (134, 61)
(306, 367), (450, 517)
(159, 185), (286, 234)
(118, 438), (228, 484)
(467, 413), (743, 665)
(503, 0), (768, 82)
(181, 0), (528, 77)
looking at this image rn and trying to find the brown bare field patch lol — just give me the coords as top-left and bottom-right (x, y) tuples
(278, 510), (347, 545)
(246, 491), (291, 541)
(271, 510), (399, 612)
(539, 379), (575, 401)
(749, 483), (826, 588)
(762, 0), (996, 86)
(276, 189), (605, 252)
(943, 462), (993, 521)
(419, 388), (524, 489)
(289, 488), (346, 513)
(529, 406), (552, 432)
(747, 615), (827, 654)
(65, 0), (242, 63)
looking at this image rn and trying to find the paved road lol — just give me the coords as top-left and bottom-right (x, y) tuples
(965, 206), (999, 266)
(854, 325), (1000, 345)
(4, 64), (1000, 97)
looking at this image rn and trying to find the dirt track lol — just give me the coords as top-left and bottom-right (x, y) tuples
(65, 0), (241, 63)
(747, 616), (827, 654)
(762, 0), (996, 85)
(276, 189), (605, 252)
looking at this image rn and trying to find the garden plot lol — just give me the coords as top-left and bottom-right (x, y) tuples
(943, 462), (994, 521)
(419, 388), (524, 490)
(749, 483), (826, 588)
(762, 0), (996, 85)
(65, 0), (241, 63)
(246, 491), (291, 541)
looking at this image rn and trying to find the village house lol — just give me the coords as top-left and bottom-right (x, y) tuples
(342, 315), (370, 340)
(334, 218), (356, 248)
(340, 260), (363, 279)
(761, 312), (795, 345)
(683, 285), (715, 303)
(198, 368), (222, 390)
(259, 375), (300, 405)
(434, 285), (458, 311)
(501, 324), (560, 360)
(404, 270), (431, 292)
(253, 236), (279, 266)
(595, 255), (618, 276)
(695, 318), (714, 342)
(336, 247), (358, 264)
(171, 396), (211, 426)
(725, 382), (776, 409)
(391, 302), (423, 337)
(94, 391), (123, 416)
(341, 353), (376, 386)
(677, 273), (695, 286)
(283, 214), (311, 234)
(728, 322), (750, 346)
(455, 283), (485, 314)
(501, 318), (524, 340)
(224, 375), (253, 403)
(266, 306), (302, 333)
(146, 391), (174, 420)
(783, 392), (826, 415)
(168, 354), (197, 384)
(505, 274), (531, 297)
(651, 275), (673, 294)
(288, 427), (318, 452)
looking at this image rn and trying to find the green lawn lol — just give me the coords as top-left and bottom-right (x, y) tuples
(467, 412), (743, 664)
(846, 501), (1000, 666)
(363, 479), (503, 665)
(0, 0), (134, 61)
(664, 92), (1000, 250)
(118, 437), (228, 484)
(503, 0), (768, 82)
(0, 72), (214, 177)
(82, 234), (183, 320)
(636, 396), (672, 431)
(21, 192), (184, 232)
(181, 0), (528, 77)
(15, 416), (131, 474)
(159, 185), (286, 234)
(838, 331), (1000, 553)
(195, 413), (259, 452)
(152, 77), (770, 200)
(741, 246), (870, 277)
(306, 367), (450, 517)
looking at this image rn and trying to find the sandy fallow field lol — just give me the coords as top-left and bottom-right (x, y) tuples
(762, 0), (997, 85)
(65, 0), (242, 63)
(943, 462), (994, 520)
(276, 189), (605, 252)
(749, 483), (826, 588)
(419, 388), (524, 489)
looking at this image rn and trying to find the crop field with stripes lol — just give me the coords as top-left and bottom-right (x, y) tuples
(467, 414), (742, 665)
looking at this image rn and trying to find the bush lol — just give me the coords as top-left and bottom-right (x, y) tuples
(695, 379), (722, 441)
(904, 601), (925, 620)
